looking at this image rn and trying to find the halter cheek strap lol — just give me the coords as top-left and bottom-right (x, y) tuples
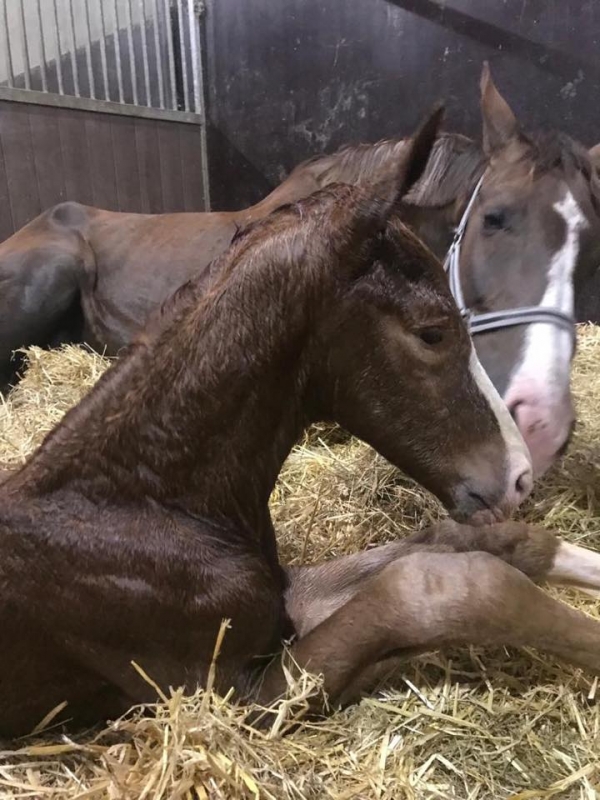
(443, 175), (576, 342)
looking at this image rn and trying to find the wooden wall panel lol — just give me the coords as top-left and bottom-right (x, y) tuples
(0, 103), (40, 231)
(110, 115), (143, 212)
(85, 115), (119, 210)
(180, 125), (205, 212)
(157, 119), (185, 213)
(134, 121), (163, 213)
(58, 110), (95, 207)
(0, 134), (14, 242)
(28, 105), (66, 210)
(0, 99), (206, 239)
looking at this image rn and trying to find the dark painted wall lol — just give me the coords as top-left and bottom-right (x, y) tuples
(204, 0), (600, 211)
(0, 99), (206, 240)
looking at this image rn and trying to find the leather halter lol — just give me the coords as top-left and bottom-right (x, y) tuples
(443, 175), (576, 339)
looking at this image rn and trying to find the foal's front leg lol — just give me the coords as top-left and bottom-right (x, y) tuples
(410, 519), (600, 598)
(255, 548), (600, 712)
(284, 519), (600, 640)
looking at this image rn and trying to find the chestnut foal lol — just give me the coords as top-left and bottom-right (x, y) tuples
(0, 112), (599, 739)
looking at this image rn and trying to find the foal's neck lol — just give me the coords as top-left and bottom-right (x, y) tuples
(17, 234), (323, 530)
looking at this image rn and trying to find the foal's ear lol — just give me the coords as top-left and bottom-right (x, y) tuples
(480, 62), (519, 155)
(371, 104), (444, 215)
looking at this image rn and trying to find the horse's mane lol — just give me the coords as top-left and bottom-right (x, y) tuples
(519, 128), (595, 180)
(288, 126), (599, 215)
(412, 129), (597, 206)
(405, 134), (485, 207)
(290, 138), (408, 186)
(288, 133), (486, 210)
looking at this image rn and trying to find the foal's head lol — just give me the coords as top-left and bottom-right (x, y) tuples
(457, 64), (600, 476)
(297, 110), (532, 521)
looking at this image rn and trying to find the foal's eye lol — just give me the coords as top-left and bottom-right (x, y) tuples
(418, 327), (445, 346)
(483, 210), (507, 231)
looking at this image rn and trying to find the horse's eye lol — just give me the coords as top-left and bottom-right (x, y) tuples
(418, 327), (445, 346)
(483, 210), (507, 231)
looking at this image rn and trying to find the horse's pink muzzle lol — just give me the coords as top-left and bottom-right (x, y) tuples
(504, 379), (575, 478)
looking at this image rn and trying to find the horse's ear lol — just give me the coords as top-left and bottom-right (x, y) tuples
(371, 104), (444, 215)
(589, 143), (600, 172)
(480, 61), (518, 155)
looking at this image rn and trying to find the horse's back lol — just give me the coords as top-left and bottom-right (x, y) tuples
(0, 202), (239, 367)
(79, 208), (239, 352)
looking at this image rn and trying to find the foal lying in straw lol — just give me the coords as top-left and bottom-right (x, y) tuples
(0, 108), (599, 740)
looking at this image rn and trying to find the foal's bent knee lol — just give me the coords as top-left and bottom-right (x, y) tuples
(380, 550), (536, 640)
(381, 549), (513, 594)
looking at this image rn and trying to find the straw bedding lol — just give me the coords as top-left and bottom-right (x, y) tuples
(0, 328), (599, 799)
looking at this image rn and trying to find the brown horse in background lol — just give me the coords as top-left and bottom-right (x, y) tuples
(1, 65), (599, 476)
(3, 109), (600, 741)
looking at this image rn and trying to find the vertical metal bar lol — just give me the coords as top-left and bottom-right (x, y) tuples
(151, 0), (165, 108)
(52, 0), (64, 94)
(125, 0), (138, 105)
(1, 0), (15, 88)
(191, 3), (210, 209)
(163, 0), (177, 110)
(98, 0), (110, 100)
(36, 0), (49, 92)
(18, 0), (31, 90)
(140, 0), (152, 106)
(187, 0), (201, 113)
(176, 0), (189, 111)
(83, 0), (96, 99)
(67, 0), (80, 96)
(112, 0), (124, 103)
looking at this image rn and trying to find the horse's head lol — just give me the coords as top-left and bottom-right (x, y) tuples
(456, 63), (600, 477)
(309, 108), (532, 522)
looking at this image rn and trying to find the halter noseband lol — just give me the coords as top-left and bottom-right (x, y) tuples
(443, 174), (576, 339)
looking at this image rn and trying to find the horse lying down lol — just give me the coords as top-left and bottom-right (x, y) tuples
(0, 109), (599, 740)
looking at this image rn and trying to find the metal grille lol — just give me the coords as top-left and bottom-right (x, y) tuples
(0, 0), (203, 114)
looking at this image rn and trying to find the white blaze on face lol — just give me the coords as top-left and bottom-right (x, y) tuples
(469, 347), (532, 466)
(502, 189), (587, 476)
(508, 190), (587, 403)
